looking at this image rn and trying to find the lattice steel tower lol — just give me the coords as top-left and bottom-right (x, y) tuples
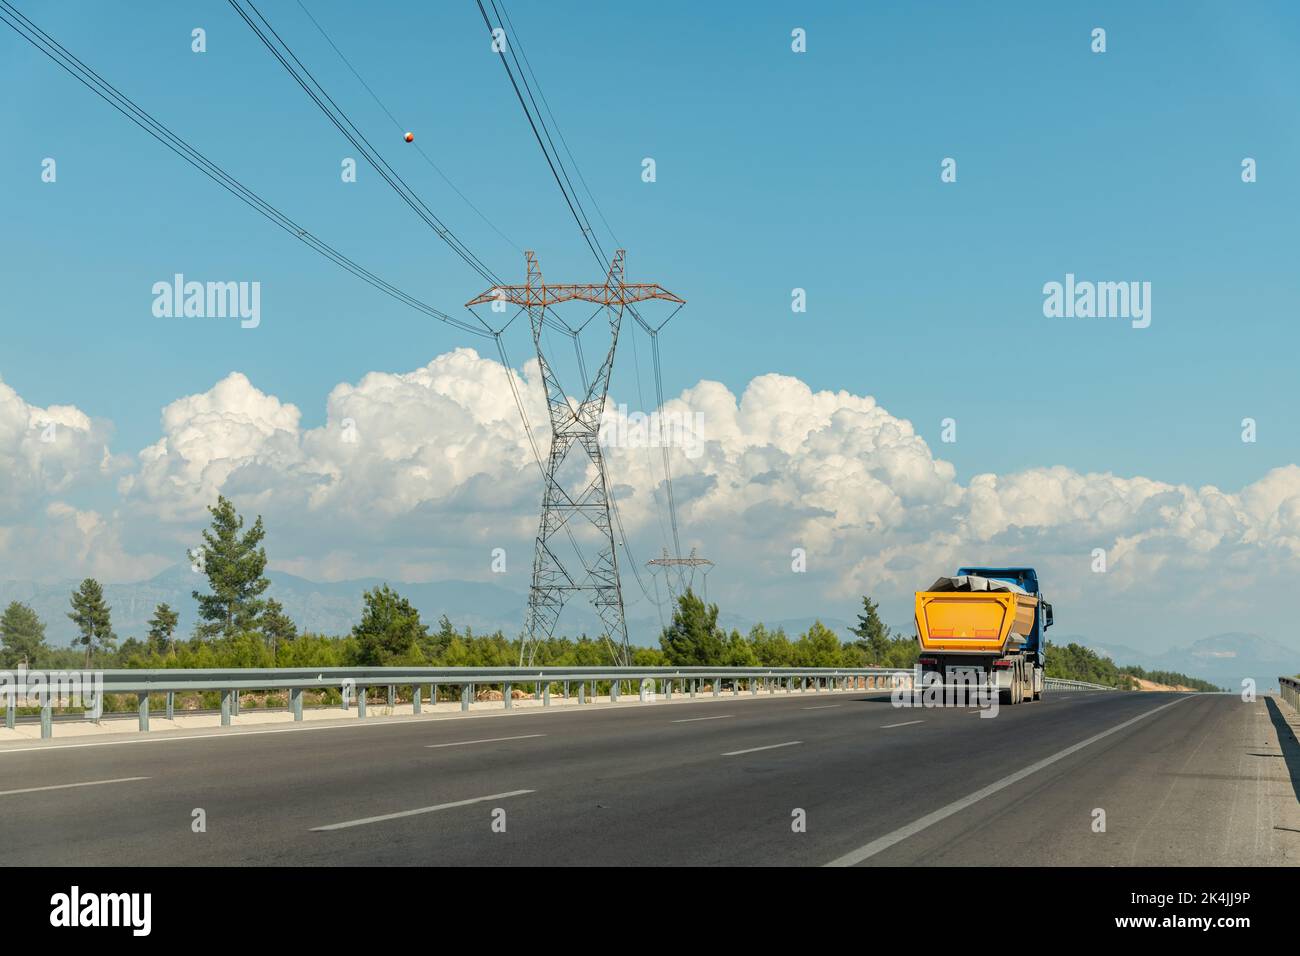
(468, 250), (684, 665)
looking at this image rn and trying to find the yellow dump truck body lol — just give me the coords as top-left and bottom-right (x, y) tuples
(914, 590), (1039, 655)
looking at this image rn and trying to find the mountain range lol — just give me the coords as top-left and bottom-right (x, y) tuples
(1083, 632), (1298, 692)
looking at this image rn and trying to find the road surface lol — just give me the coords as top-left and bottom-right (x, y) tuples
(1, 689), (1296, 866)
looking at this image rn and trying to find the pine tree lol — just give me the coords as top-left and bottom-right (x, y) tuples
(146, 602), (180, 654)
(0, 601), (48, 668)
(353, 585), (428, 665)
(849, 595), (892, 663)
(658, 589), (726, 665)
(796, 620), (844, 667)
(260, 598), (298, 660)
(67, 579), (116, 667)
(192, 495), (270, 640)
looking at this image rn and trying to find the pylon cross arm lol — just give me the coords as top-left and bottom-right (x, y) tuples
(465, 283), (682, 308)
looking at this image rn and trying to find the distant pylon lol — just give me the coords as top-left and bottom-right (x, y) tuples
(647, 548), (715, 605)
(467, 250), (684, 665)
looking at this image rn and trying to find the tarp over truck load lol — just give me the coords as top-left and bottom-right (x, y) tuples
(915, 576), (1039, 655)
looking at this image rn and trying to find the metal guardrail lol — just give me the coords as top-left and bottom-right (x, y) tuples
(3, 666), (913, 739)
(1280, 676), (1300, 711)
(1042, 677), (1116, 691)
(2, 666), (1141, 740)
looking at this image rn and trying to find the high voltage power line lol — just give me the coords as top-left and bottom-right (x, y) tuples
(290, 0), (523, 258)
(249, 1), (642, 653)
(475, 0), (694, 604)
(0, 0), (491, 340)
(226, 0), (503, 288)
(6, 0), (696, 652)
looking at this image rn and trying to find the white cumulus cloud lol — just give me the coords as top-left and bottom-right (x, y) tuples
(2, 354), (1300, 646)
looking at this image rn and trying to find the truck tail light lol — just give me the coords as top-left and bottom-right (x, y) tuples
(992, 660), (1013, 669)
(918, 657), (938, 667)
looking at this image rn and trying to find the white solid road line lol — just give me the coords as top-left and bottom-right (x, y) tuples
(0, 776), (150, 797)
(881, 720), (925, 729)
(672, 715), (733, 723)
(425, 734), (546, 749)
(803, 705), (840, 711)
(825, 695), (1192, 867)
(721, 740), (802, 756)
(311, 789), (535, 831)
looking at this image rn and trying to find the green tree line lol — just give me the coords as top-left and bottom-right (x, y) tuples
(0, 495), (1214, 690)
(1045, 642), (1223, 692)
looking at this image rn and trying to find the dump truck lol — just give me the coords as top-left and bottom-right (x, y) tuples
(913, 566), (1053, 705)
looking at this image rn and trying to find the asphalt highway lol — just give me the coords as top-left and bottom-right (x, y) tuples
(1, 688), (1296, 866)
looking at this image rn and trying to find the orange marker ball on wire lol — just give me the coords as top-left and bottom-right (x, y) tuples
(404, 131), (414, 143)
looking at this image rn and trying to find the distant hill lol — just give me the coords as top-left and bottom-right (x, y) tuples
(1089, 631), (1298, 692)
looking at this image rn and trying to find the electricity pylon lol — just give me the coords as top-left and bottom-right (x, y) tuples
(647, 548), (715, 604)
(467, 250), (684, 665)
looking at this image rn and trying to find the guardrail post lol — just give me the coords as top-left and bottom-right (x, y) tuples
(543, 684), (551, 707)
(461, 684), (471, 711)
(579, 682), (586, 705)
(751, 678), (758, 696)
(732, 679), (739, 697)
(769, 678), (775, 695)
(691, 679), (697, 699)
(221, 689), (232, 726)
(412, 685), (421, 715)
(712, 677), (720, 698)
(665, 680), (673, 701)
(387, 685), (395, 708)
(137, 692), (149, 732)
(233, 692), (240, 716)
(611, 680), (620, 703)
(431, 683), (438, 706)
(291, 687), (303, 720)
(5, 694), (15, 729)
(563, 681), (570, 700)
(504, 683), (512, 709)
(358, 687), (367, 718)
(41, 697), (52, 739)
(166, 691), (174, 720)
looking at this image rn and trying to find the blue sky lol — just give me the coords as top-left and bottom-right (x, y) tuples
(2, 1), (1300, 652)
(4, 0), (1297, 485)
